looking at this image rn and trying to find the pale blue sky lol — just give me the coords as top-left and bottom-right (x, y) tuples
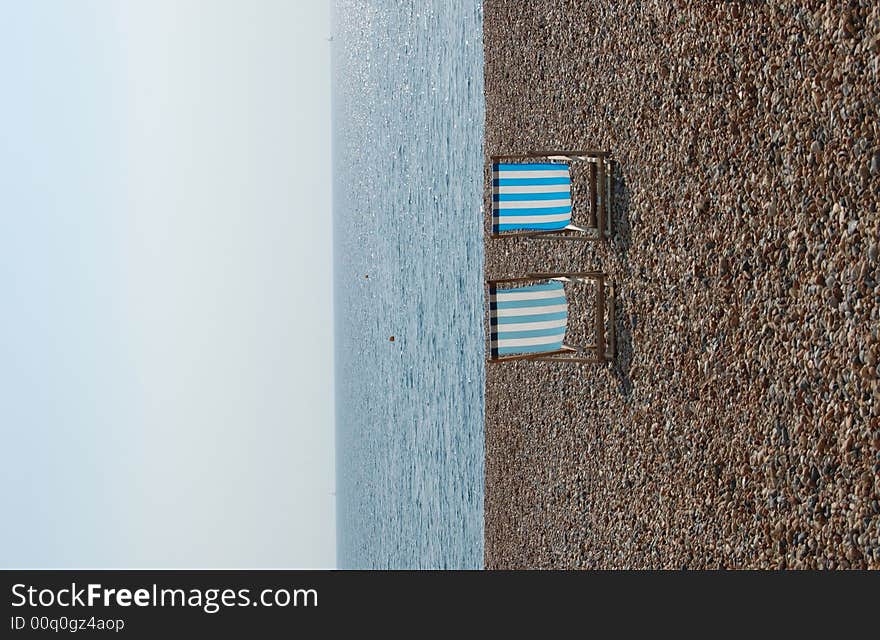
(0, 1), (334, 568)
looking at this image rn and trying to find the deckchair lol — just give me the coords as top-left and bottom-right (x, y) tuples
(490, 150), (612, 241)
(486, 272), (615, 364)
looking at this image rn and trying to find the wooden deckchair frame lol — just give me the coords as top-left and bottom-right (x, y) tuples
(489, 149), (613, 241)
(486, 272), (615, 364)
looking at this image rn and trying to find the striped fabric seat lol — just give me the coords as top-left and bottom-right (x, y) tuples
(492, 162), (572, 232)
(490, 281), (568, 357)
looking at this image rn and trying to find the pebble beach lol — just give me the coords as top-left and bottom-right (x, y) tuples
(483, 0), (880, 569)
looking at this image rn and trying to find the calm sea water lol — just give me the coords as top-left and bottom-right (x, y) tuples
(332, 0), (485, 569)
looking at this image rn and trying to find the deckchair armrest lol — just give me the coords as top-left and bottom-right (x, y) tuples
(490, 149), (609, 162)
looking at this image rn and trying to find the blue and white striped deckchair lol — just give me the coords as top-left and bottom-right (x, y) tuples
(489, 150), (612, 240)
(492, 162), (572, 233)
(487, 272), (615, 364)
(489, 280), (568, 358)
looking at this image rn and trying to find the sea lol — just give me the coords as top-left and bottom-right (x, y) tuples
(332, 0), (485, 569)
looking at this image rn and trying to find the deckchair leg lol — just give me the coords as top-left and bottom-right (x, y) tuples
(605, 159), (613, 238)
(607, 284), (616, 361)
(589, 162), (598, 231)
(597, 158), (606, 239)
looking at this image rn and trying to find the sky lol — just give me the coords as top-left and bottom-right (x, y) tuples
(0, 1), (335, 568)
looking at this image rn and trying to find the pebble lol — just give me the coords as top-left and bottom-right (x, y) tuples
(484, 0), (880, 570)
